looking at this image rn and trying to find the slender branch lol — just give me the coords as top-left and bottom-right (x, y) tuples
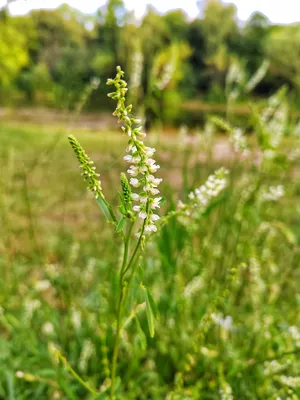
(55, 350), (98, 396)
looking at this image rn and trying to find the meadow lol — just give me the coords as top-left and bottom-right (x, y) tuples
(1, 85), (300, 400)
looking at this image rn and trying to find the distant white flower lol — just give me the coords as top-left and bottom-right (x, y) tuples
(35, 280), (51, 292)
(229, 128), (248, 153)
(79, 339), (94, 373)
(261, 185), (285, 202)
(211, 313), (233, 331)
(42, 322), (55, 336)
(179, 168), (229, 217)
(71, 309), (81, 329)
(24, 299), (41, 319)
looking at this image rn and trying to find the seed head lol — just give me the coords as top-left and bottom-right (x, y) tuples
(68, 135), (104, 200)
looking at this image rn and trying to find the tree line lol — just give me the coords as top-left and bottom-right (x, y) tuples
(0, 0), (299, 125)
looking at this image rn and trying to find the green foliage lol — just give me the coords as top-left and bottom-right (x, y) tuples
(2, 0), (300, 121)
(1, 70), (300, 399)
(0, 16), (29, 87)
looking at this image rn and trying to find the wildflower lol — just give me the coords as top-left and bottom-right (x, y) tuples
(229, 128), (248, 153)
(178, 168), (229, 217)
(211, 313), (233, 331)
(42, 322), (55, 336)
(261, 185), (285, 202)
(79, 340), (95, 373)
(220, 383), (234, 400)
(68, 135), (104, 200)
(35, 279), (51, 292)
(90, 77), (100, 90)
(107, 67), (162, 234)
(71, 308), (82, 329)
(278, 375), (300, 388)
(24, 299), (41, 320)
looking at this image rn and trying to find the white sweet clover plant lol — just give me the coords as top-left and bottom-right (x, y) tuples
(66, 66), (229, 400)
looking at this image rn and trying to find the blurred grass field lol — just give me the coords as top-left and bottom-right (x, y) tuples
(0, 121), (300, 399)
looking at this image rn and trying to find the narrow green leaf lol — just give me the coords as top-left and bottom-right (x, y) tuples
(273, 221), (296, 245)
(146, 288), (158, 319)
(116, 217), (126, 233)
(134, 316), (147, 351)
(144, 287), (155, 338)
(96, 197), (116, 223)
(118, 205), (126, 215)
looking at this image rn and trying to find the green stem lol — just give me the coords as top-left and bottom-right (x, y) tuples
(110, 220), (146, 400)
(56, 350), (98, 396)
(110, 285), (126, 400)
(120, 222), (134, 282)
(122, 220), (146, 278)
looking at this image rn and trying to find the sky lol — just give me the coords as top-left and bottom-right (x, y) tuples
(1, 0), (300, 25)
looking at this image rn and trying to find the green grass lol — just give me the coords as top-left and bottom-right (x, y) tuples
(0, 121), (300, 399)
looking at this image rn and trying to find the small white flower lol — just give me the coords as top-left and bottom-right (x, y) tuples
(132, 156), (141, 164)
(139, 196), (148, 203)
(139, 211), (147, 219)
(130, 178), (140, 187)
(150, 188), (160, 195)
(131, 193), (140, 201)
(16, 371), (25, 378)
(133, 205), (141, 212)
(35, 280), (51, 292)
(144, 147), (156, 157)
(124, 155), (133, 163)
(149, 164), (160, 173)
(42, 322), (55, 336)
(145, 223), (157, 232)
(150, 214), (160, 221)
(151, 197), (162, 209)
(127, 166), (139, 176)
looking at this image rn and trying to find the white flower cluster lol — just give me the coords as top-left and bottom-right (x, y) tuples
(264, 360), (290, 376)
(79, 339), (95, 373)
(184, 276), (204, 298)
(108, 67), (162, 234)
(211, 313), (233, 331)
(156, 60), (175, 90)
(24, 299), (41, 320)
(220, 383), (234, 400)
(124, 142), (162, 233)
(278, 375), (300, 388)
(178, 168), (229, 216)
(42, 321), (55, 336)
(35, 279), (51, 292)
(261, 185), (285, 202)
(229, 128), (248, 154)
(288, 326), (300, 347)
(130, 50), (143, 89)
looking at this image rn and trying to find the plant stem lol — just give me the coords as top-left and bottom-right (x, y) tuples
(120, 222), (134, 282)
(110, 221), (145, 400)
(110, 285), (125, 400)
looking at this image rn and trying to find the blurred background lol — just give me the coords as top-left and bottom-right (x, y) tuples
(0, 0), (300, 129)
